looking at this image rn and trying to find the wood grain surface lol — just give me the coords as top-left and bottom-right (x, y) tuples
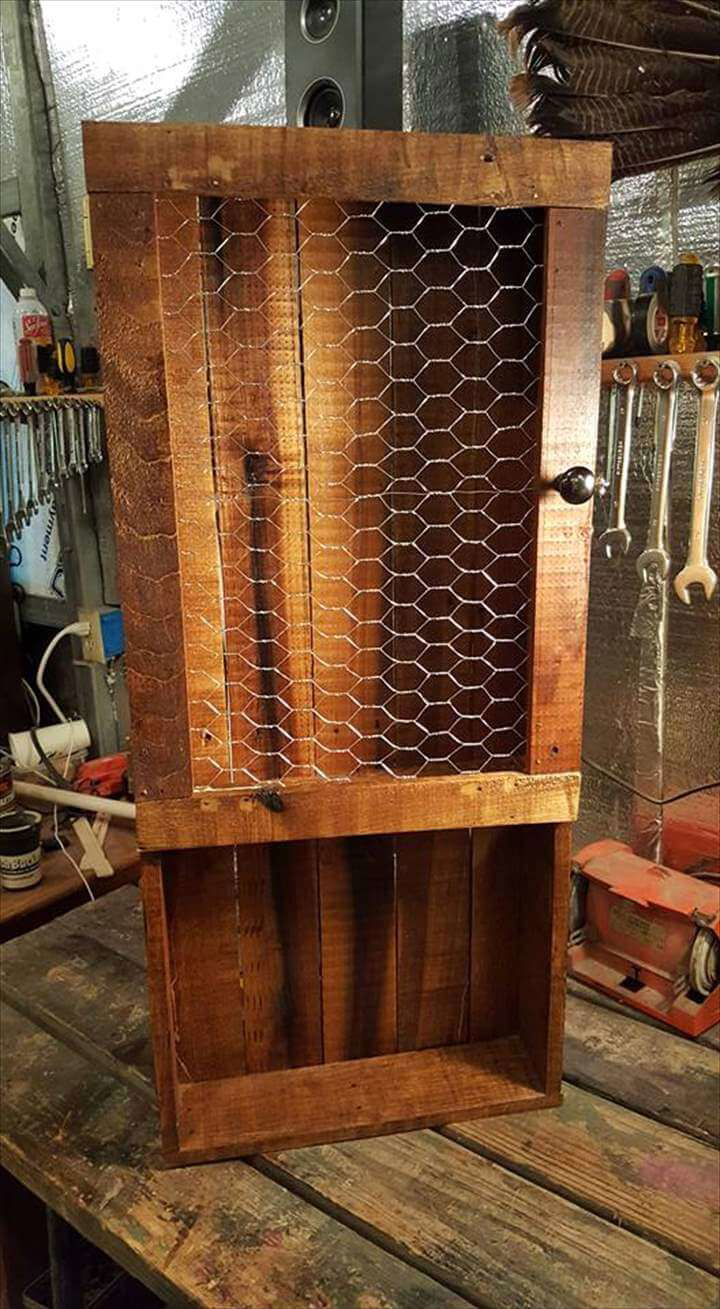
(527, 208), (606, 774)
(155, 193), (231, 789)
(137, 768), (581, 848)
(83, 121), (612, 209)
(175, 1037), (545, 1161)
(564, 991), (720, 1143)
(199, 196), (315, 786)
(446, 1081), (720, 1274)
(1, 1003), (470, 1309)
(396, 830), (471, 1050)
(89, 193), (192, 799)
(267, 1132), (717, 1309)
(3, 888), (718, 1308)
(319, 836), (397, 1062)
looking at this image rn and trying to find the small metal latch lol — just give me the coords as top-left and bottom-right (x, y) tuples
(256, 788), (285, 813)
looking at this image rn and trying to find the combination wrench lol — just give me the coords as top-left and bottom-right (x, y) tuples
(674, 357), (719, 604)
(599, 360), (637, 558)
(636, 360), (681, 581)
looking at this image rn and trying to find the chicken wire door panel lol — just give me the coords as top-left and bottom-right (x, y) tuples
(85, 122), (609, 847)
(166, 195), (541, 789)
(86, 123), (609, 1164)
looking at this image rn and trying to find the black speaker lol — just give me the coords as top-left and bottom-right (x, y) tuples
(285, 0), (403, 131)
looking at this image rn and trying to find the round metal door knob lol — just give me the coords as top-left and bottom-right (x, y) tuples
(552, 466), (596, 504)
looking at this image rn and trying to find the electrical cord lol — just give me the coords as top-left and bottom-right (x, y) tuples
(21, 678), (41, 726)
(36, 621), (90, 724)
(28, 726), (68, 788)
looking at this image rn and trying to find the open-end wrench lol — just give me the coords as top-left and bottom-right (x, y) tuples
(599, 360), (637, 558)
(12, 410), (27, 534)
(24, 406), (40, 518)
(674, 357), (720, 603)
(636, 360), (681, 581)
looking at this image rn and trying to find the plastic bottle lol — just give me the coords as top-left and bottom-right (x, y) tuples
(13, 287), (53, 393)
(14, 287), (53, 346)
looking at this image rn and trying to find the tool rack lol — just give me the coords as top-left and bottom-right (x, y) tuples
(85, 120), (611, 1164)
(600, 352), (718, 385)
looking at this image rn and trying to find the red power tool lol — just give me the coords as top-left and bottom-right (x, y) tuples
(569, 839), (719, 1037)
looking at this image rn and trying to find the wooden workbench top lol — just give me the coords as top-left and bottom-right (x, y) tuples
(0, 823), (139, 940)
(1, 888), (718, 1307)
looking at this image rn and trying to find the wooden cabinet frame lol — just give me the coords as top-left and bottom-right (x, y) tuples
(85, 122), (610, 1162)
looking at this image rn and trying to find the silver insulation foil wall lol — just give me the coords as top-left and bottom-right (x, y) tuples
(579, 165), (719, 856)
(0, 29), (16, 174)
(2, 0), (717, 855)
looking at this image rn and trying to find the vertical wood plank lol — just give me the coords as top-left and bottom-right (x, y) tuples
(299, 203), (399, 1063)
(298, 198), (390, 778)
(319, 836), (397, 1061)
(89, 193), (191, 799)
(201, 197), (314, 785)
(155, 194), (231, 788)
(517, 822), (571, 1092)
(140, 859), (179, 1153)
(162, 847), (246, 1082)
(236, 840), (323, 1072)
(469, 827), (521, 1041)
(527, 208), (606, 774)
(396, 829), (471, 1049)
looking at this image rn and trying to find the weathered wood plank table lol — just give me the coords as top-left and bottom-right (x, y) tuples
(1, 887), (718, 1308)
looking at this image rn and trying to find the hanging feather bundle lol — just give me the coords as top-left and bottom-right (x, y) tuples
(499, 0), (720, 179)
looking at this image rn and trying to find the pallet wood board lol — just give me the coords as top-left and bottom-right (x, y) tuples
(83, 121), (612, 209)
(136, 769), (581, 848)
(1, 1004), (472, 1309)
(445, 1081), (720, 1274)
(265, 1132), (718, 1309)
(564, 991), (720, 1143)
(567, 976), (720, 1052)
(527, 209), (606, 774)
(86, 121), (610, 1163)
(89, 192), (192, 801)
(2, 889), (718, 1309)
(174, 1037), (548, 1162)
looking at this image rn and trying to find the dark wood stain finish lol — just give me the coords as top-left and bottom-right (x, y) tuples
(83, 123), (609, 1162)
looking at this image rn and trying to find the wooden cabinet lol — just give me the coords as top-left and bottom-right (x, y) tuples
(85, 122), (610, 1163)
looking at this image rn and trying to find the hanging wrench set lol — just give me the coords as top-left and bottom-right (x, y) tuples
(599, 354), (720, 604)
(0, 395), (105, 545)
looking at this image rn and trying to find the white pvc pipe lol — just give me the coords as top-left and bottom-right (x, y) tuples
(9, 720), (91, 769)
(14, 780), (136, 821)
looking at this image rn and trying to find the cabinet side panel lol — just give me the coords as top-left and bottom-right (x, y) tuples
(527, 208), (606, 774)
(140, 859), (180, 1153)
(517, 823), (571, 1092)
(90, 193), (192, 799)
(163, 847), (247, 1081)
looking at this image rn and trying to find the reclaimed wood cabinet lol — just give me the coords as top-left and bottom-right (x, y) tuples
(85, 121), (610, 1163)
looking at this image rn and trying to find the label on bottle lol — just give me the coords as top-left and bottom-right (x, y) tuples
(21, 312), (52, 343)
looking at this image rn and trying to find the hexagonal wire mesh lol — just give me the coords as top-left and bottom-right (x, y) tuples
(157, 195), (544, 787)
